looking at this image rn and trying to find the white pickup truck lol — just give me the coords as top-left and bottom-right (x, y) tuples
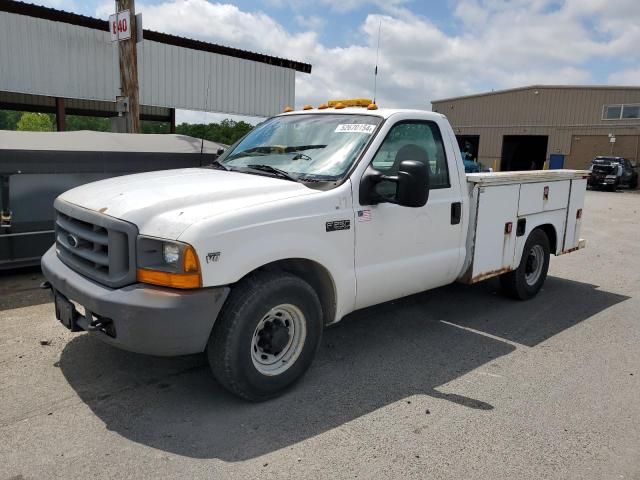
(42, 103), (588, 401)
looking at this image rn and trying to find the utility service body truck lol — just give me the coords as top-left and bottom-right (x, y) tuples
(42, 103), (588, 400)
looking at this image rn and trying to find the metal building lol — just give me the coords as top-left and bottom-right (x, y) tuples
(432, 85), (640, 171)
(0, 1), (311, 128)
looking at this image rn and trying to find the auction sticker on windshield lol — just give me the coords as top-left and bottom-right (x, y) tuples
(335, 124), (376, 134)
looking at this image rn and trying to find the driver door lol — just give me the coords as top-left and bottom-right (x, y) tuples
(353, 119), (465, 309)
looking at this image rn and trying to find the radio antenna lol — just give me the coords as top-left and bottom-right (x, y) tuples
(201, 80), (210, 156)
(373, 19), (382, 104)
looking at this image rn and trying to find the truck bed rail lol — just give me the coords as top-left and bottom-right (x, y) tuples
(467, 170), (590, 186)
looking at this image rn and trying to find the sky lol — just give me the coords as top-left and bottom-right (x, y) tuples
(33, 0), (640, 124)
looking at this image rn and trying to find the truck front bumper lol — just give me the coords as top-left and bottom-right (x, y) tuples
(41, 246), (230, 356)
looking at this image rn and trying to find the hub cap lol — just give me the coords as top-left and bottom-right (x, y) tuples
(251, 304), (306, 376)
(524, 244), (545, 286)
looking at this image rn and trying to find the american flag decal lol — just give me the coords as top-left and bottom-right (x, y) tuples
(357, 210), (372, 222)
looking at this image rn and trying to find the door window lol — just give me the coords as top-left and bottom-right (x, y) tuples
(370, 121), (450, 198)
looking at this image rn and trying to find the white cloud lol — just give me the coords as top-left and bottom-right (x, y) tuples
(95, 1), (114, 19)
(317, 0), (409, 14)
(294, 14), (326, 31)
(108, 0), (639, 120)
(24, 0), (86, 14)
(607, 68), (640, 86)
(265, 0), (409, 14)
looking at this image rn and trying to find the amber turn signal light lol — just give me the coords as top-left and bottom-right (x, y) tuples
(137, 269), (202, 289)
(183, 245), (200, 273)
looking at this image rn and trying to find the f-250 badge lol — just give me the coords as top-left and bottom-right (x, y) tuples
(325, 220), (350, 232)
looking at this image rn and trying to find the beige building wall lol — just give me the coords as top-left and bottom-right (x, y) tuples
(567, 134), (640, 169)
(432, 85), (640, 171)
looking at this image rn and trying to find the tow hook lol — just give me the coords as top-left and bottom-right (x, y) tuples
(87, 317), (112, 331)
(88, 317), (116, 338)
(40, 281), (52, 290)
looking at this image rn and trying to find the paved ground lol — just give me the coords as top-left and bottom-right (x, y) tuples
(1, 190), (639, 480)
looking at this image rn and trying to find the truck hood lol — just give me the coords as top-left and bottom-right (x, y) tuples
(59, 168), (319, 239)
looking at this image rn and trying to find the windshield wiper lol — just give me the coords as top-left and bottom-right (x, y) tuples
(284, 144), (326, 152)
(246, 164), (299, 182)
(227, 144), (327, 161)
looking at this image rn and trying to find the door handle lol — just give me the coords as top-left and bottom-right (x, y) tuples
(451, 202), (461, 225)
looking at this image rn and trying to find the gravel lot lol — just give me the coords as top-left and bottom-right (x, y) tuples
(1, 190), (639, 480)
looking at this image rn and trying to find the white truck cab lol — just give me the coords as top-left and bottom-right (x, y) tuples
(42, 102), (588, 400)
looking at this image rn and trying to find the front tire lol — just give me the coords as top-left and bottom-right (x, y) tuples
(500, 228), (550, 300)
(207, 271), (323, 401)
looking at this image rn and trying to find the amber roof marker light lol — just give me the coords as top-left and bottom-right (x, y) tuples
(328, 98), (373, 108)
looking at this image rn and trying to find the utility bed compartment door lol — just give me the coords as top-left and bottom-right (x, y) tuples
(470, 184), (519, 281)
(518, 180), (570, 215)
(563, 178), (587, 251)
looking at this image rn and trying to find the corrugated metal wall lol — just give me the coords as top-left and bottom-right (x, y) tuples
(0, 12), (119, 102)
(0, 11), (296, 117)
(567, 134), (640, 169)
(433, 86), (640, 127)
(137, 40), (295, 117)
(432, 86), (640, 170)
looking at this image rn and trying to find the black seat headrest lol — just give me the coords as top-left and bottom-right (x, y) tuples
(393, 144), (429, 172)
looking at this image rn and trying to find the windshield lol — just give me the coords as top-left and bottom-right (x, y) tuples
(593, 157), (622, 165)
(218, 114), (382, 182)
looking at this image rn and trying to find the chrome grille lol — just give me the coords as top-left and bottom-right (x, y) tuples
(54, 199), (137, 288)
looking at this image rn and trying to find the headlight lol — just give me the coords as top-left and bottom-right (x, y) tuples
(136, 237), (201, 289)
(163, 243), (180, 264)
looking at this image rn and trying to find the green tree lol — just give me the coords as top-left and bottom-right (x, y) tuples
(1, 109), (255, 144)
(65, 115), (110, 132)
(0, 110), (21, 130)
(140, 121), (170, 134)
(16, 112), (54, 132)
(176, 119), (253, 145)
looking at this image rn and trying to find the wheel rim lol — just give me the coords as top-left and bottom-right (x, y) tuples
(524, 244), (545, 286)
(251, 304), (307, 376)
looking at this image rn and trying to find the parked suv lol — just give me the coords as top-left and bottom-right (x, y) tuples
(588, 156), (638, 190)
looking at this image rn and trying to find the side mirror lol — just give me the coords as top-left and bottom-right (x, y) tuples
(359, 160), (429, 208)
(396, 160), (429, 207)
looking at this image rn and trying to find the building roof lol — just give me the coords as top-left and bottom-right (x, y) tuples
(0, 0), (312, 74)
(432, 84), (640, 104)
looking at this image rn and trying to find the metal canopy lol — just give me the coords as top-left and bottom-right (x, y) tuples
(0, 1), (312, 118)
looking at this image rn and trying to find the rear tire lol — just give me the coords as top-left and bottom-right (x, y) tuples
(500, 228), (550, 300)
(207, 270), (323, 401)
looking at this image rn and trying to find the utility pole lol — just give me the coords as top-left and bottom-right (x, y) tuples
(116, 0), (140, 133)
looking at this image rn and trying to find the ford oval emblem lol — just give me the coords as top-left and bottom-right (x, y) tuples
(67, 234), (80, 248)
